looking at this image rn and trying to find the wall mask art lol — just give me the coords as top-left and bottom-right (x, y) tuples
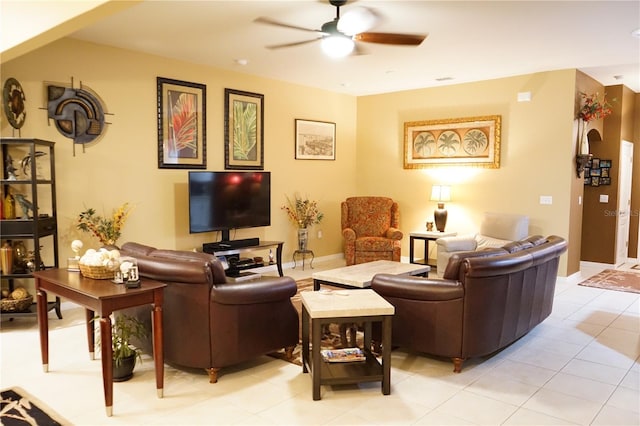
(46, 78), (110, 155)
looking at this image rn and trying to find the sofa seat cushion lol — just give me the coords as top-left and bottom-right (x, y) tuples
(476, 235), (513, 250)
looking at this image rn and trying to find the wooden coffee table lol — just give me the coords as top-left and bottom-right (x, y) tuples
(312, 260), (430, 291)
(301, 289), (394, 400)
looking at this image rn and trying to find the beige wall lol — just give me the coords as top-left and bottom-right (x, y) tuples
(356, 71), (578, 276)
(1, 38), (357, 263)
(2, 37), (594, 277)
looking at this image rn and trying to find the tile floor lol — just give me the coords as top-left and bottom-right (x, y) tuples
(1, 259), (639, 425)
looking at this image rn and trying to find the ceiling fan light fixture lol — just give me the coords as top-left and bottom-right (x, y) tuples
(321, 35), (354, 58)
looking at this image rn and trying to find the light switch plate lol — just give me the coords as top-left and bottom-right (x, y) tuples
(599, 194), (609, 203)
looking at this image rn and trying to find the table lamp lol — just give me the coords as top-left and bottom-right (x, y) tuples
(430, 185), (451, 232)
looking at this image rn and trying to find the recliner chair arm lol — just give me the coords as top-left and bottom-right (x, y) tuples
(342, 227), (356, 242)
(372, 273), (463, 301)
(385, 227), (403, 240)
(435, 235), (478, 252)
(211, 277), (297, 305)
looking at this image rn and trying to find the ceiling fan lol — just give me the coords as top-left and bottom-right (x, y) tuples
(254, 0), (427, 58)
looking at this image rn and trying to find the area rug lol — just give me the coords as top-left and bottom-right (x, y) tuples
(0, 387), (69, 425)
(578, 269), (640, 294)
(268, 278), (364, 366)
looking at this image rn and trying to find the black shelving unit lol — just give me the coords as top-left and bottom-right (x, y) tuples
(1, 138), (61, 319)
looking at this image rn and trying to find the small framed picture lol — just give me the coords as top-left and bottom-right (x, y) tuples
(591, 158), (600, 169)
(591, 176), (600, 187)
(295, 119), (336, 160)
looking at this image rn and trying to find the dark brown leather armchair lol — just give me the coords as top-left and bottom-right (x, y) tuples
(119, 242), (299, 383)
(371, 235), (567, 372)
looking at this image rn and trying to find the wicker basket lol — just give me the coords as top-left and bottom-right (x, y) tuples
(79, 263), (115, 280)
(1, 295), (34, 312)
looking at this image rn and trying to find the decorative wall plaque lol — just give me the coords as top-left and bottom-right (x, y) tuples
(46, 79), (108, 154)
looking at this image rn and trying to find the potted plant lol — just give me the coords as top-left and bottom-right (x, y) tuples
(94, 313), (148, 382)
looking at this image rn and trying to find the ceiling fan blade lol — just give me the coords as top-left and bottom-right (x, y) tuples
(354, 32), (427, 46)
(254, 17), (321, 34)
(265, 38), (322, 50)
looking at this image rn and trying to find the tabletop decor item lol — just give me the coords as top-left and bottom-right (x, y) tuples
(76, 202), (132, 246)
(282, 194), (324, 250)
(78, 248), (122, 279)
(577, 91), (612, 155)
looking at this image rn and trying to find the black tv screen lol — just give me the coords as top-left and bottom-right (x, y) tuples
(188, 171), (271, 235)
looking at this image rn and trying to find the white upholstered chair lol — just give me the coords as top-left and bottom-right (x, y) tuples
(435, 212), (529, 277)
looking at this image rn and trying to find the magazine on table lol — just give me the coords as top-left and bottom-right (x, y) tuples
(320, 347), (366, 363)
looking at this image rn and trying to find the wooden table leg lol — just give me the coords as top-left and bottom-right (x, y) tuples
(276, 243), (284, 277)
(381, 315), (392, 395)
(151, 290), (164, 398)
(99, 316), (114, 417)
(36, 285), (49, 373)
(312, 318), (322, 401)
(85, 309), (95, 360)
(301, 306), (309, 373)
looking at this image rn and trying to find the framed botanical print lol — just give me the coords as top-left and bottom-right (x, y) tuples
(157, 77), (206, 169)
(224, 88), (264, 170)
(404, 115), (501, 169)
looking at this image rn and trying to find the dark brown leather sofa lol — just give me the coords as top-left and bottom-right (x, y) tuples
(118, 242), (299, 383)
(371, 235), (567, 372)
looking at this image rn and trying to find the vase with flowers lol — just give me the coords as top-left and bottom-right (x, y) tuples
(281, 195), (323, 251)
(577, 91), (612, 155)
(77, 202), (132, 247)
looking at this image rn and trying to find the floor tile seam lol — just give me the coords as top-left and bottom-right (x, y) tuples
(513, 382), (603, 426)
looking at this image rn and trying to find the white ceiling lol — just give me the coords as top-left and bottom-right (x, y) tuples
(68, 0), (640, 96)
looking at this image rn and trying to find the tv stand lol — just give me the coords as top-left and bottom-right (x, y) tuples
(202, 240), (284, 277)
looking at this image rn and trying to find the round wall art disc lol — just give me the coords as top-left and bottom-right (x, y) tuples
(3, 77), (27, 129)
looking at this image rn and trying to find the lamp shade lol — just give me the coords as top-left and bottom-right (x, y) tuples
(430, 185), (451, 202)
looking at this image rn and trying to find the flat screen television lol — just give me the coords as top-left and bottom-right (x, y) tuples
(188, 171), (271, 241)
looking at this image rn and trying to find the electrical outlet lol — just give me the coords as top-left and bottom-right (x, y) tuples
(317, 230), (323, 239)
(540, 195), (552, 205)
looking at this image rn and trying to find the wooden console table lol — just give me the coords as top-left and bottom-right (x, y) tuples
(204, 240), (284, 276)
(33, 269), (166, 417)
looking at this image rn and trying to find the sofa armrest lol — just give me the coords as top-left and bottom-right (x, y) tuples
(385, 227), (403, 240)
(372, 273), (463, 301)
(342, 227), (356, 242)
(211, 277), (297, 305)
(436, 235), (477, 252)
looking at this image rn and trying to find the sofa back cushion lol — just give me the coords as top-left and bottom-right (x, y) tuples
(480, 212), (529, 241)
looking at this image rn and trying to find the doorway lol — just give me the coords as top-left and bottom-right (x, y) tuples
(616, 140), (633, 266)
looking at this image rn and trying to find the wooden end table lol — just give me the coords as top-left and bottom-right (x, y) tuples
(409, 230), (457, 268)
(33, 269), (166, 417)
(301, 289), (394, 400)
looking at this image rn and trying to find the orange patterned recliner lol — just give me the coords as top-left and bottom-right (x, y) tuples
(341, 196), (403, 266)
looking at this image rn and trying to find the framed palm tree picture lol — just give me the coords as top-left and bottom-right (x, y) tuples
(403, 115), (501, 169)
(224, 88), (264, 170)
(157, 77), (206, 169)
